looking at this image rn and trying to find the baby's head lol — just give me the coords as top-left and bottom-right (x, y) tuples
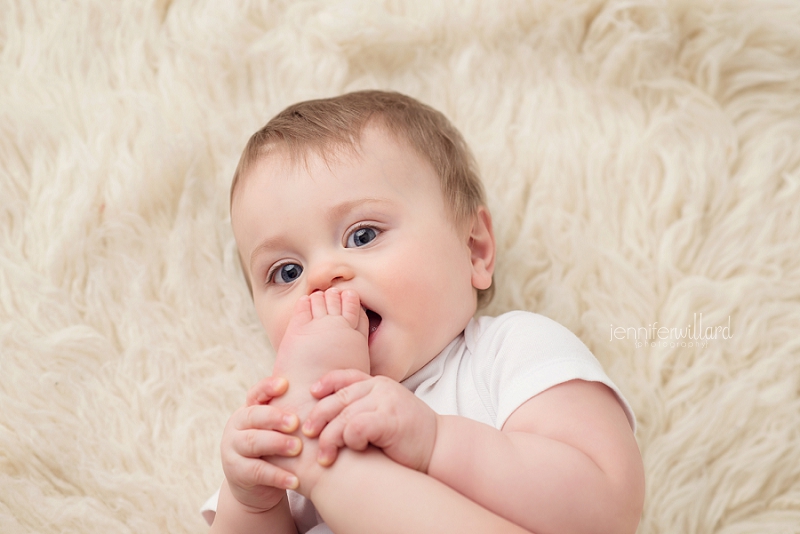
(232, 90), (491, 276)
(230, 90), (495, 380)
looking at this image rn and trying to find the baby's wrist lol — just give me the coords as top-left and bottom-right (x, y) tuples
(235, 495), (283, 516)
(221, 478), (285, 519)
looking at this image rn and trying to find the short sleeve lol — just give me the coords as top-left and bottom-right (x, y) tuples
(199, 488), (219, 526)
(469, 312), (636, 431)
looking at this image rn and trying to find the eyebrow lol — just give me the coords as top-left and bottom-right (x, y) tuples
(248, 197), (392, 272)
(249, 235), (292, 276)
(325, 197), (391, 223)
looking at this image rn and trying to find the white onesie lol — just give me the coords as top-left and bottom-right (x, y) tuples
(201, 311), (636, 532)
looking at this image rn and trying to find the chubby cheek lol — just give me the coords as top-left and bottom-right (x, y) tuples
(255, 299), (292, 352)
(383, 249), (473, 362)
(414, 247), (475, 327)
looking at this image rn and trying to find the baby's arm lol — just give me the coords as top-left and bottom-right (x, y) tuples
(308, 447), (530, 534)
(429, 380), (645, 534)
(211, 478), (297, 534)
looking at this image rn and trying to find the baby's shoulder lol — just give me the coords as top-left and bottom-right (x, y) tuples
(465, 311), (594, 366)
(471, 310), (582, 345)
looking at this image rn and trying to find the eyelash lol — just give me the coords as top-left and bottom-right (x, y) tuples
(345, 223), (381, 247)
(265, 262), (290, 285)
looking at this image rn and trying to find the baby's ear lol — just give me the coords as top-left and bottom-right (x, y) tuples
(467, 206), (495, 290)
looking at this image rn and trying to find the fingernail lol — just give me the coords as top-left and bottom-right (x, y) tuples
(282, 414), (298, 431)
(317, 449), (332, 466)
(287, 438), (302, 455)
(301, 420), (314, 436)
(310, 382), (322, 394)
(284, 475), (299, 490)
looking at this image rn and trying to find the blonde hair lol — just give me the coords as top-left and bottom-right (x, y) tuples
(231, 90), (494, 306)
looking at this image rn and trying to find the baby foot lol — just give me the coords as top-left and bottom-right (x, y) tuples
(270, 288), (370, 417)
(266, 288), (370, 496)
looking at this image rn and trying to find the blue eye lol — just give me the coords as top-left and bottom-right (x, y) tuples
(347, 227), (379, 248)
(271, 263), (303, 284)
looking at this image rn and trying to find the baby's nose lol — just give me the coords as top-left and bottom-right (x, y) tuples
(305, 260), (355, 294)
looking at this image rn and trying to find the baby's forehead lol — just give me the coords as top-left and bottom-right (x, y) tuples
(257, 128), (436, 184)
(232, 124), (454, 223)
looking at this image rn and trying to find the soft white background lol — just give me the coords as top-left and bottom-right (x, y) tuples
(1, 1), (798, 532)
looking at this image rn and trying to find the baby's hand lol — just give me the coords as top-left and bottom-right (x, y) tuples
(301, 370), (439, 472)
(220, 378), (303, 513)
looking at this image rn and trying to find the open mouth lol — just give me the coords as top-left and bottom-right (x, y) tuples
(364, 308), (382, 340)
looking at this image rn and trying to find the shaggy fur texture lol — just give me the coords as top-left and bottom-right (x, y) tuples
(2, 1), (799, 532)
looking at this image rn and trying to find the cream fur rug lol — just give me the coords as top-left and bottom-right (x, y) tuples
(2, 1), (799, 532)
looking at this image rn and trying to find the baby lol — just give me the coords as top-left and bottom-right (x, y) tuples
(204, 90), (645, 533)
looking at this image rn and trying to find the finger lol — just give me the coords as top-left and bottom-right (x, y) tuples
(233, 428), (303, 459)
(310, 368), (372, 399)
(246, 376), (289, 406)
(324, 287), (342, 315)
(303, 379), (374, 437)
(316, 401), (379, 466)
(340, 289), (362, 329)
(315, 416), (346, 466)
(309, 290), (327, 317)
(341, 411), (385, 451)
(227, 456), (299, 491)
(237, 404), (299, 433)
(317, 443), (340, 467)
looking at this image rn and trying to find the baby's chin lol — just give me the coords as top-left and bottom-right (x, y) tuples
(367, 353), (416, 384)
